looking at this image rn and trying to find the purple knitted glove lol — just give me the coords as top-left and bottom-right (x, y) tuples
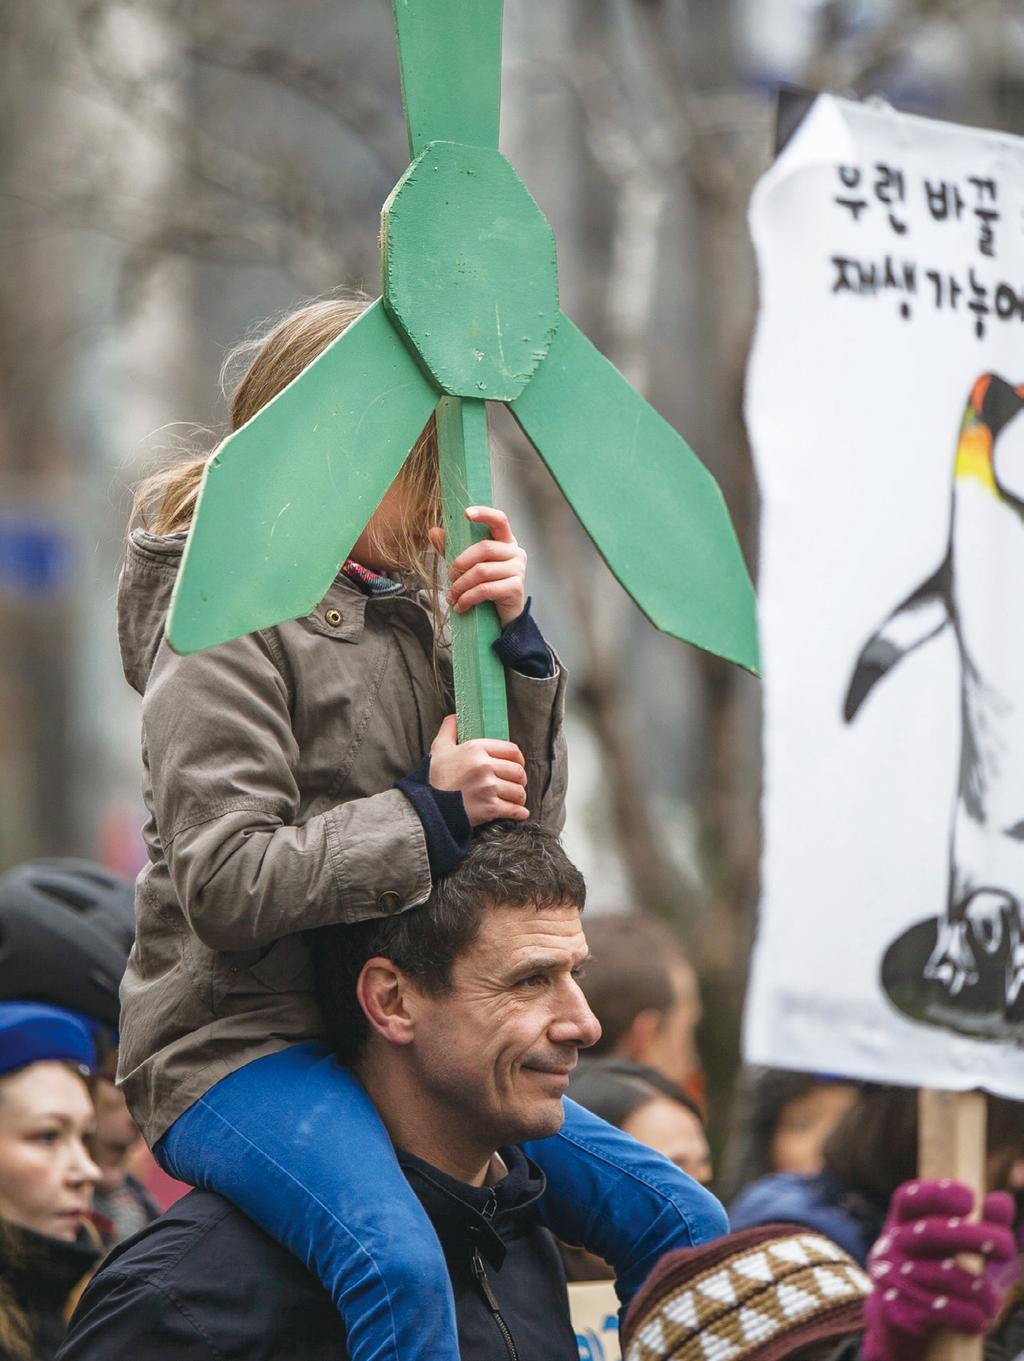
(862, 1179), (1016, 1361)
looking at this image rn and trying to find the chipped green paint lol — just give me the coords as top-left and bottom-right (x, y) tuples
(382, 141), (559, 401)
(436, 395), (509, 740)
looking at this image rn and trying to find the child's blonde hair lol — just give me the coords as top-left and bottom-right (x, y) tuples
(131, 293), (441, 583)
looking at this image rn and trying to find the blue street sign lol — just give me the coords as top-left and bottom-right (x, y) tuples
(0, 516), (76, 597)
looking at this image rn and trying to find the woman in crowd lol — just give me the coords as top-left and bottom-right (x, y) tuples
(718, 1067), (859, 1205)
(563, 1057), (713, 1283)
(0, 858), (162, 1248)
(569, 1057), (712, 1184)
(729, 1083), (1024, 1264)
(0, 1005), (102, 1361)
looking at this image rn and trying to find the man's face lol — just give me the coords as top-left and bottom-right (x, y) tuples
(406, 901), (601, 1151)
(644, 961), (702, 1089)
(91, 1079), (144, 1192)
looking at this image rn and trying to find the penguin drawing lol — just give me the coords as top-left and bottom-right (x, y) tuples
(844, 374), (1024, 1042)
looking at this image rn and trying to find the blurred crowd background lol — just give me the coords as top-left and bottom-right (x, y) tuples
(2, 0), (1023, 1160)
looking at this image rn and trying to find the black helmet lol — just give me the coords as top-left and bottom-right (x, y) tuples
(0, 858), (135, 1029)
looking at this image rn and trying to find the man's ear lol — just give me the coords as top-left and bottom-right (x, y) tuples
(620, 1008), (663, 1062)
(357, 957), (417, 1048)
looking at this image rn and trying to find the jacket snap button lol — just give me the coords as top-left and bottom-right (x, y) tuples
(325, 608), (343, 627)
(377, 891), (402, 914)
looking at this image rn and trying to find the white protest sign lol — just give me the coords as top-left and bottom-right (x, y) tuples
(744, 94), (1024, 1096)
(569, 1281), (621, 1361)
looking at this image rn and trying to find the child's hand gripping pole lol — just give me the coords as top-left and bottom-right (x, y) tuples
(435, 396), (510, 742)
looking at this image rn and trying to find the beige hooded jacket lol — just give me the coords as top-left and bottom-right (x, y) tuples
(116, 529), (568, 1145)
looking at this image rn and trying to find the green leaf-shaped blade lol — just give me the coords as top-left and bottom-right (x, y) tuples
(510, 313), (760, 674)
(392, 0), (503, 157)
(166, 299), (438, 654)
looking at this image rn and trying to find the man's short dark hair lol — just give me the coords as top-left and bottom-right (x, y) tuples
(578, 913), (687, 1053)
(313, 822), (586, 1066)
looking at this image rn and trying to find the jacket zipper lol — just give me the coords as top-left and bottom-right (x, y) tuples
(471, 1246), (520, 1361)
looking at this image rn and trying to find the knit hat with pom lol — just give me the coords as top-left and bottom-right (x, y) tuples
(622, 1223), (870, 1361)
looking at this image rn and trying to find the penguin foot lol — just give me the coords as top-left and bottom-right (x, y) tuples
(964, 888), (1015, 955)
(924, 920), (980, 996)
(881, 915), (1024, 1041)
(1007, 948), (1024, 1009)
(1005, 915), (1024, 1010)
(961, 889), (1023, 1010)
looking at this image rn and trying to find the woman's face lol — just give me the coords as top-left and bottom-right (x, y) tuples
(622, 1095), (713, 1184)
(770, 1082), (859, 1176)
(0, 1062), (99, 1241)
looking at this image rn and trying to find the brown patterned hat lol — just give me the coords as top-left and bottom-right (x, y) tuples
(621, 1224), (870, 1361)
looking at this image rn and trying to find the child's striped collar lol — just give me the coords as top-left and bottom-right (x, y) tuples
(341, 559), (405, 597)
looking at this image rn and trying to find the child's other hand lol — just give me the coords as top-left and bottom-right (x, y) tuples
(429, 715), (529, 826)
(439, 507), (528, 630)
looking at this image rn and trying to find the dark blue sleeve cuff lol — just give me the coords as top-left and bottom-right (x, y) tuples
(492, 597), (554, 679)
(395, 757), (472, 880)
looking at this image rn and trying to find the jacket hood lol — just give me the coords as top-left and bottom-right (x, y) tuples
(117, 530), (187, 696)
(116, 530), (390, 695)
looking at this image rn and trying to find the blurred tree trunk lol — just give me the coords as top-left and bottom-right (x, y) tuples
(0, 9), (77, 862)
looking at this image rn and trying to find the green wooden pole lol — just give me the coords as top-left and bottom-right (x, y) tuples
(436, 395), (509, 742)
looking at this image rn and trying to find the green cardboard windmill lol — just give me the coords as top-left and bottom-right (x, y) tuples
(166, 0), (759, 740)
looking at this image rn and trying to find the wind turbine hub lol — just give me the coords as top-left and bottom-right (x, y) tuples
(381, 140), (560, 401)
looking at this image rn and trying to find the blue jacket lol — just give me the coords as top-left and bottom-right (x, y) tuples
(728, 1171), (886, 1265)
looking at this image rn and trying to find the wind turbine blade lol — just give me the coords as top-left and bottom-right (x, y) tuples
(166, 299), (438, 654)
(510, 314), (760, 674)
(392, 0), (503, 157)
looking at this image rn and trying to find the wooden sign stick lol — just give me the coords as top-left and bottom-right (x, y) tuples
(918, 1089), (987, 1361)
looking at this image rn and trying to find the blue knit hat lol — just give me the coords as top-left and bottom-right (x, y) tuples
(0, 1002), (96, 1077)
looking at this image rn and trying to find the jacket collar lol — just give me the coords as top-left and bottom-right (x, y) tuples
(119, 529), (431, 674)
(0, 1221), (102, 1314)
(398, 1145), (547, 1270)
(300, 573), (371, 642)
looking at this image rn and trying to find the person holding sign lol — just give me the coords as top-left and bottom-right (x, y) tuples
(115, 297), (727, 1361)
(617, 1203), (1016, 1361)
(730, 1084), (1024, 1263)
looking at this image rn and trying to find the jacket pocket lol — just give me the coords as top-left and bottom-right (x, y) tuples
(211, 935), (315, 1009)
